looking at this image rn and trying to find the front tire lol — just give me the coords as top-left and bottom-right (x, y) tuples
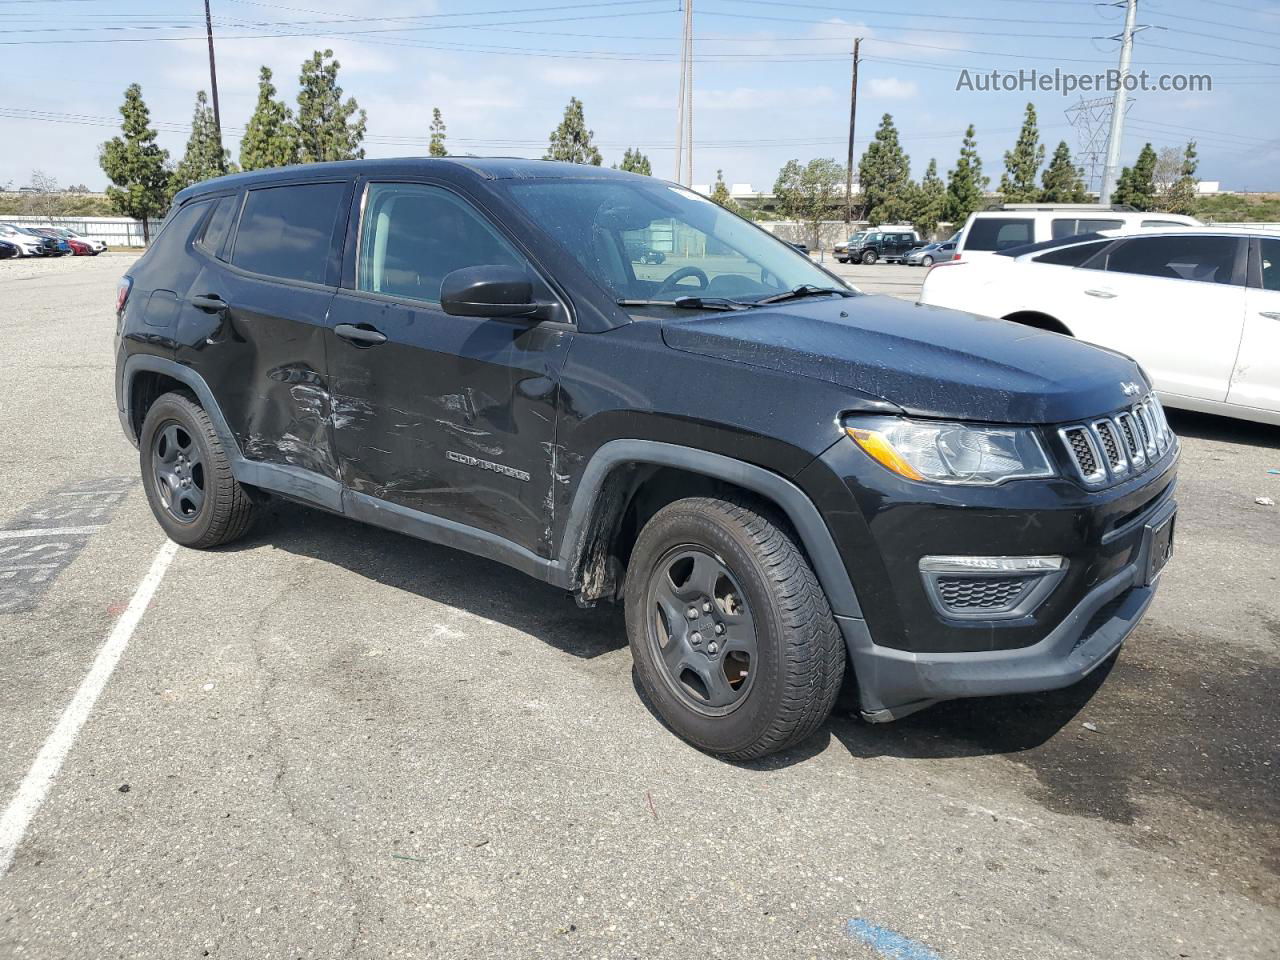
(139, 392), (256, 549)
(625, 496), (844, 760)
(922, 255), (934, 267)
(861, 250), (877, 264)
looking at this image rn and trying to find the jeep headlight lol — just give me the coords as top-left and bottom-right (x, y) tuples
(845, 417), (1054, 485)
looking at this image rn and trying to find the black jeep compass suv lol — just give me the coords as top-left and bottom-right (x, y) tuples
(114, 159), (1178, 760)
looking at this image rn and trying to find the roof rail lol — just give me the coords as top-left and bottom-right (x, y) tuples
(984, 202), (1139, 213)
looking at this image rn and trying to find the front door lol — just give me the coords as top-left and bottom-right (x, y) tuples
(1227, 238), (1280, 414)
(327, 181), (572, 557)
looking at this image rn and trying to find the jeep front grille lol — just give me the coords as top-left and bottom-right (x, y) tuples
(1058, 394), (1174, 487)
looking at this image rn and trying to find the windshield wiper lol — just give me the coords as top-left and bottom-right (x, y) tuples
(615, 295), (752, 312)
(753, 284), (856, 305)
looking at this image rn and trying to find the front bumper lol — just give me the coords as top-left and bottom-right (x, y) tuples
(797, 432), (1179, 720)
(839, 491), (1172, 720)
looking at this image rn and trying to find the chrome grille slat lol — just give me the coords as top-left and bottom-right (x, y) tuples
(1060, 393), (1173, 486)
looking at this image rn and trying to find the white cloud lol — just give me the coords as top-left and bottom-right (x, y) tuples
(868, 77), (918, 100)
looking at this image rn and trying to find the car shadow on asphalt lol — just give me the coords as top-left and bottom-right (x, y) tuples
(1165, 408), (1279, 449)
(226, 501), (628, 661)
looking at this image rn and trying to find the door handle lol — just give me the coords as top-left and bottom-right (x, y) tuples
(334, 322), (388, 346)
(191, 294), (227, 312)
(1260, 311), (1280, 321)
(1084, 289), (1117, 299)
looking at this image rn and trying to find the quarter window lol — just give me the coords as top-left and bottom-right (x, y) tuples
(357, 183), (527, 304)
(965, 218), (1034, 251)
(1261, 238), (1280, 292)
(197, 195), (237, 259)
(231, 182), (346, 284)
(1105, 235), (1243, 285)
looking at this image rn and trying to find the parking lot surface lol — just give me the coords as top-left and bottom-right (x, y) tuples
(1, 254), (1277, 959)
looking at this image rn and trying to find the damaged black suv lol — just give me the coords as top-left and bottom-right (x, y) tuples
(115, 159), (1178, 760)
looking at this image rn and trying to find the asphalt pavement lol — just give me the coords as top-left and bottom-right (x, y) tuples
(0, 253), (1276, 959)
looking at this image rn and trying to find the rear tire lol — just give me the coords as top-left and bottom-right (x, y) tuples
(625, 496), (844, 760)
(139, 391), (256, 549)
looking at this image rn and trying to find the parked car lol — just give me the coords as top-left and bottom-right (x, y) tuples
(28, 227), (73, 255)
(904, 239), (958, 267)
(66, 237), (95, 256)
(954, 205), (1200, 263)
(0, 223), (59, 257)
(788, 241), (809, 254)
(833, 231), (867, 261)
(116, 158), (1178, 759)
(0, 239), (17, 259)
(48, 227), (106, 255)
(843, 227), (921, 264)
(920, 228), (1279, 425)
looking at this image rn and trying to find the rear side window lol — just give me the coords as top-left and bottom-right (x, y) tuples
(965, 217), (1033, 251)
(231, 182), (346, 284)
(149, 199), (211, 253)
(1052, 217), (1123, 239)
(1033, 240), (1111, 267)
(196, 195), (237, 259)
(1105, 235), (1243, 285)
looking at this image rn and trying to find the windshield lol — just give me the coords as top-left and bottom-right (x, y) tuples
(503, 179), (846, 304)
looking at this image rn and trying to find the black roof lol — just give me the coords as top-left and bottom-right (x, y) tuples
(174, 156), (648, 205)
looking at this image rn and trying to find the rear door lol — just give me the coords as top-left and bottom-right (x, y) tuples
(185, 179), (352, 483)
(1227, 237), (1280, 414)
(1064, 234), (1248, 402)
(326, 179), (572, 557)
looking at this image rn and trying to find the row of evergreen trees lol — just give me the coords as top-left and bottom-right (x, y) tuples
(99, 51), (378, 239)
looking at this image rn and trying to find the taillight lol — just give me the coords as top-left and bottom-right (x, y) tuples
(952, 253), (961, 261)
(116, 276), (132, 316)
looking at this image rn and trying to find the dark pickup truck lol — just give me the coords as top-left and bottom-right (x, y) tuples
(115, 159), (1178, 759)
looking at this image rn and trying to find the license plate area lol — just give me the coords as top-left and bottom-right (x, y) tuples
(1145, 512), (1175, 585)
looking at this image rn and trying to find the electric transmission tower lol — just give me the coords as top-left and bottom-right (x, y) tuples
(1066, 96), (1128, 194)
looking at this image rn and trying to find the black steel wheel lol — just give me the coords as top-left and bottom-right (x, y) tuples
(645, 546), (758, 716)
(625, 496), (845, 760)
(139, 391), (256, 548)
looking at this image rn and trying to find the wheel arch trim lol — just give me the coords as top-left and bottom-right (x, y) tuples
(121, 355), (344, 512)
(558, 439), (864, 619)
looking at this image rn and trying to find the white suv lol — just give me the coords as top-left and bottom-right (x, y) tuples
(920, 228), (1280, 425)
(955, 205), (1200, 263)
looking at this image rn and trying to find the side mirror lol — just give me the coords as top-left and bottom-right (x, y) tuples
(441, 264), (550, 320)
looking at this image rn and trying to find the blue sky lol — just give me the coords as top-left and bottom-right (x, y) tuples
(2, 0), (1277, 193)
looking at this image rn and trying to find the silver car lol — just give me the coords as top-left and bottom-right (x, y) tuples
(904, 239), (957, 267)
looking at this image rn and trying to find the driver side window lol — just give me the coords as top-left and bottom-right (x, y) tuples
(357, 182), (527, 304)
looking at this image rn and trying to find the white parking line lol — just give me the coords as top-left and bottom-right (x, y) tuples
(0, 526), (104, 540)
(0, 538), (179, 876)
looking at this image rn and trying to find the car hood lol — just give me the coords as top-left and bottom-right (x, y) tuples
(660, 294), (1146, 424)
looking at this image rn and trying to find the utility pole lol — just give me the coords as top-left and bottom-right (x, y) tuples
(203, 0), (224, 164)
(844, 37), (861, 223)
(673, 1), (694, 185)
(1099, 0), (1138, 206)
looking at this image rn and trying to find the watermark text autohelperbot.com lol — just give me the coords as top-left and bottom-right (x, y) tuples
(956, 68), (1212, 97)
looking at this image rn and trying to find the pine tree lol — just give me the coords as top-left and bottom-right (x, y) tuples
(171, 90), (231, 197)
(545, 97), (602, 165)
(1113, 142), (1157, 211)
(910, 159), (947, 237)
(429, 107), (447, 157)
(294, 50), (366, 163)
(710, 169), (736, 211)
(857, 113), (912, 224)
(1040, 141), (1089, 203)
(1160, 140), (1199, 216)
(944, 124), (989, 225)
(240, 67), (298, 170)
(618, 147), (652, 175)
(99, 83), (171, 243)
(999, 103), (1045, 203)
